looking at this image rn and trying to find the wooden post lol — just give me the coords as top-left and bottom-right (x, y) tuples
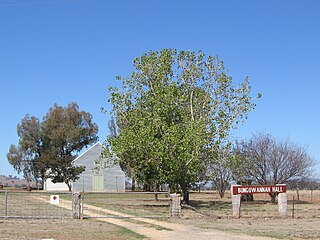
(292, 196), (295, 218)
(277, 184), (287, 218)
(72, 192), (83, 219)
(231, 185), (241, 218)
(5, 191), (8, 218)
(170, 193), (181, 218)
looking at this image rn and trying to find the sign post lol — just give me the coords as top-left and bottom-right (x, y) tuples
(277, 184), (287, 218)
(231, 185), (241, 218)
(232, 184), (287, 218)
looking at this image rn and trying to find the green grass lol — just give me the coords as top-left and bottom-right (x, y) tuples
(115, 227), (146, 239)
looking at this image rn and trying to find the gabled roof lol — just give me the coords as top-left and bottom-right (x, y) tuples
(72, 142), (103, 163)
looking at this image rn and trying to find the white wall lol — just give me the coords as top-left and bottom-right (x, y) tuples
(44, 178), (69, 191)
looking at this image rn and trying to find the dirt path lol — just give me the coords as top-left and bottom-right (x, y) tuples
(33, 195), (276, 240)
(94, 217), (276, 240)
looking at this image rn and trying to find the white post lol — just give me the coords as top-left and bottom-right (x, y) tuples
(170, 193), (181, 218)
(277, 184), (287, 218)
(231, 185), (241, 218)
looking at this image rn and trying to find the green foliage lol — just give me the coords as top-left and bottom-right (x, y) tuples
(7, 102), (98, 190)
(7, 115), (45, 187)
(50, 164), (86, 192)
(106, 49), (257, 202)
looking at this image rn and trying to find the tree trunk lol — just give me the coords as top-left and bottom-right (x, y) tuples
(143, 182), (150, 192)
(296, 189), (300, 201)
(40, 173), (46, 190)
(40, 178), (45, 190)
(218, 189), (225, 198)
(180, 184), (190, 204)
(131, 177), (136, 191)
(269, 193), (277, 203)
(66, 181), (72, 192)
(241, 194), (254, 202)
(154, 183), (160, 201)
(183, 191), (189, 204)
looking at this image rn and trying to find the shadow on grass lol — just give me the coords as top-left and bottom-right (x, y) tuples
(189, 200), (231, 211)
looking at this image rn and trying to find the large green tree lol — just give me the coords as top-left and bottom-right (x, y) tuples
(106, 49), (257, 203)
(7, 102), (98, 191)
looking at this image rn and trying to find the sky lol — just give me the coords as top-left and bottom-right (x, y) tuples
(0, 0), (319, 177)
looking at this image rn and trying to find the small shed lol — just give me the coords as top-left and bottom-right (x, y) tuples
(44, 142), (125, 192)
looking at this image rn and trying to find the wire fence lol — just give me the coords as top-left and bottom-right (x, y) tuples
(287, 190), (320, 219)
(82, 192), (171, 219)
(0, 191), (171, 220)
(0, 191), (73, 219)
(1, 190), (318, 220)
(189, 190), (320, 219)
(241, 190), (320, 219)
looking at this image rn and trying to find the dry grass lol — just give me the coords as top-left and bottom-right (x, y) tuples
(185, 190), (320, 219)
(0, 191), (73, 218)
(2, 190), (320, 239)
(82, 192), (171, 218)
(172, 190), (320, 239)
(0, 218), (145, 240)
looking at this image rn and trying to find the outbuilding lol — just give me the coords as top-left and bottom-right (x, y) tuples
(44, 142), (125, 192)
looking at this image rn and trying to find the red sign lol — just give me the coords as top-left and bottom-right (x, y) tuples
(233, 185), (286, 195)
(50, 195), (60, 204)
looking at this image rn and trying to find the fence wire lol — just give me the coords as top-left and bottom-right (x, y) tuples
(82, 192), (171, 219)
(189, 190), (320, 219)
(1, 190), (318, 220)
(241, 190), (320, 219)
(0, 191), (73, 219)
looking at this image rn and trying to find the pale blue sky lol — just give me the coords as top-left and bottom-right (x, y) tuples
(0, 0), (319, 177)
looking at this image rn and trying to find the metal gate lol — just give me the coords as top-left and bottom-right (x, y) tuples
(81, 192), (171, 219)
(0, 191), (73, 219)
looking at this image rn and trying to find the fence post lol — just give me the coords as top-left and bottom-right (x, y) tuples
(292, 196), (295, 218)
(72, 192), (83, 219)
(5, 191), (8, 218)
(80, 192), (84, 219)
(170, 193), (181, 218)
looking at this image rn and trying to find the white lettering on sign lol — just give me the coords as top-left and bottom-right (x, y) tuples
(50, 195), (59, 205)
(272, 186), (284, 193)
(238, 187), (270, 194)
(233, 185), (286, 195)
